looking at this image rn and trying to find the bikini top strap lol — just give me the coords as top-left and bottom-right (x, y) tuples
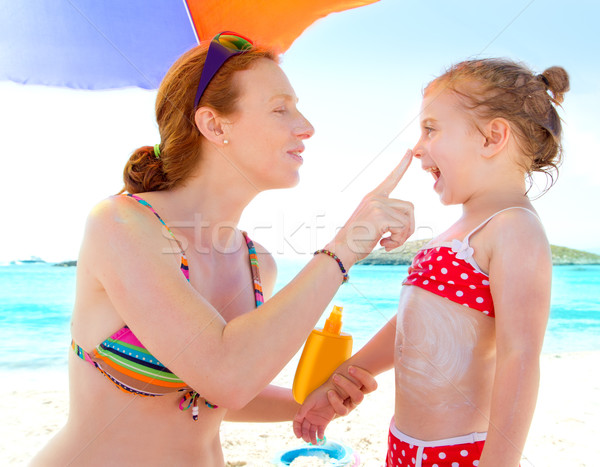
(464, 206), (540, 244)
(241, 231), (264, 307)
(123, 195), (263, 304)
(124, 194), (189, 281)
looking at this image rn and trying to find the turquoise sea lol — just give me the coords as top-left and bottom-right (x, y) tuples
(1, 261), (599, 372)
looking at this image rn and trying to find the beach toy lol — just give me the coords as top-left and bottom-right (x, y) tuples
(292, 305), (353, 403)
(272, 440), (359, 466)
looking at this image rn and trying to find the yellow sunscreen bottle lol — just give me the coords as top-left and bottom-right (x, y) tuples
(292, 305), (353, 403)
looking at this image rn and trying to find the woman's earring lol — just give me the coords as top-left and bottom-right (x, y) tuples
(223, 140), (229, 145)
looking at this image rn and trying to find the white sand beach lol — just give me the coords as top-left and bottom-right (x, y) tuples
(1, 352), (598, 466)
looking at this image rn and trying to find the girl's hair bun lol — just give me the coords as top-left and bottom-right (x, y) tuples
(540, 66), (570, 105)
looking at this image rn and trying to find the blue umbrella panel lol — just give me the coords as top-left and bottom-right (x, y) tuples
(0, 0), (198, 90)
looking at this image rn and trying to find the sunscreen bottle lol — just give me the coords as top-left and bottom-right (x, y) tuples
(292, 305), (353, 403)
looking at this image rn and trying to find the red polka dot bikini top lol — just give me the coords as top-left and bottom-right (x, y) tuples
(403, 207), (538, 318)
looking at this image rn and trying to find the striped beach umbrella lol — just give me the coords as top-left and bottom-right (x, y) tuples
(0, 0), (379, 90)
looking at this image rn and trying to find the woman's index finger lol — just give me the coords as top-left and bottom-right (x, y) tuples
(371, 150), (413, 197)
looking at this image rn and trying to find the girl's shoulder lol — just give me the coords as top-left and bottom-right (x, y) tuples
(481, 206), (544, 239)
(422, 206), (543, 248)
(474, 206), (550, 267)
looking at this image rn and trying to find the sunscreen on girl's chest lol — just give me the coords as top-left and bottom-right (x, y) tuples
(292, 305), (353, 403)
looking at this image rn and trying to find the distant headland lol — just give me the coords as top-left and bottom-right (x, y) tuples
(53, 260), (78, 267)
(359, 240), (600, 266)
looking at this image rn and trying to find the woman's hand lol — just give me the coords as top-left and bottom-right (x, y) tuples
(292, 366), (378, 445)
(328, 150), (414, 267)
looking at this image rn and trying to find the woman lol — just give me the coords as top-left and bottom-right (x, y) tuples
(31, 32), (414, 466)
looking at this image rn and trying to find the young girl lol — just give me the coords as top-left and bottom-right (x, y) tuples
(294, 58), (569, 466)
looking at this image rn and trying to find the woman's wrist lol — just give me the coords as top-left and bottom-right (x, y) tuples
(310, 238), (357, 285)
(326, 241), (358, 269)
(314, 249), (349, 284)
(324, 235), (360, 270)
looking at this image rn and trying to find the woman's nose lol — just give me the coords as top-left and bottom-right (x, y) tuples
(296, 113), (315, 140)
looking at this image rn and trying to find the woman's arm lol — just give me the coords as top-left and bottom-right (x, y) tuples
(478, 210), (552, 467)
(86, 152), (414, 411)
(223, 246), (380, 423)
(224, 385), (297, 422)
(224, 366), (379, 422)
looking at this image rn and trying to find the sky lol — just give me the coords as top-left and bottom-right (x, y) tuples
(1, 0), (599, 263)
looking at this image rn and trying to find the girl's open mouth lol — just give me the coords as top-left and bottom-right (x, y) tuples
(426, 166), (441, 181)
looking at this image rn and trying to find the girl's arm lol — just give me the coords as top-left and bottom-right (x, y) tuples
(333, 314), (398, 378)
(293, 315), (397, 443)
(479, 210), (551, 467)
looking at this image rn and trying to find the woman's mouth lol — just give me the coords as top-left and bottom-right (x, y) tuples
(287, 150), (304, 164)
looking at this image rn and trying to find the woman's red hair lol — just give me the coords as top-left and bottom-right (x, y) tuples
(121, 43), (277, 194)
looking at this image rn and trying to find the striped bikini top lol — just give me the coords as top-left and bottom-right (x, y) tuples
(72, 194), (264, 420)
(402, 207), (538, 318)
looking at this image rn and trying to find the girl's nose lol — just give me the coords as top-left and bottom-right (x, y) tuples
(412, 144), (423, 159)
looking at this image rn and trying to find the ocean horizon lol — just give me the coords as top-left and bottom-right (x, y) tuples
(1, 261), (599, 374)
(4, 241), (600, 266)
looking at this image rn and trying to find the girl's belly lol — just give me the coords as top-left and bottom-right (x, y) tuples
(394, 285), (496, 440)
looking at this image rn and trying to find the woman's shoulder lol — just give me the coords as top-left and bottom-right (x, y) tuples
(86, 194), (149, 228)
(87, 194), (135, 219)
(83, 195), (162, 249)
(79, 194), (185, 284)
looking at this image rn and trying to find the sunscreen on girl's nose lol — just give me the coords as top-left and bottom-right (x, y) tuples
(292, 305), (353, 404)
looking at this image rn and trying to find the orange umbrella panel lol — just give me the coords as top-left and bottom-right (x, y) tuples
(185, 0), (380, 52)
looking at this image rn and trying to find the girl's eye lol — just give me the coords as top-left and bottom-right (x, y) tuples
(424, 127), (435, 135)
(274, 107), (287, 114)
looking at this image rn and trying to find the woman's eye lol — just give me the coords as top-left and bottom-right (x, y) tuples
(424, 127), (434, 135)
(274, 107), (286, 114)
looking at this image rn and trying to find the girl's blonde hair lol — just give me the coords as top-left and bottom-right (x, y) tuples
(427, 58), (569, 191)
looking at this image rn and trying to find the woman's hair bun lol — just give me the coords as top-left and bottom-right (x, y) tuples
(121, 145), (168, 194)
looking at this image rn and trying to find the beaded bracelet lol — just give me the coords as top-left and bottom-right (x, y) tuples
(314, 249), (349, 284)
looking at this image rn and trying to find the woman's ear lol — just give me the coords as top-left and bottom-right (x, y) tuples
(481, 118), (511, 158)
(194, 107), (228, 146)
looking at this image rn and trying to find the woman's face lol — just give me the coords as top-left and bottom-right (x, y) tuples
(224, 58), (314, 190)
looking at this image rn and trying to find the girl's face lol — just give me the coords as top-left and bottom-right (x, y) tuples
(413, 88), (485, 205)
(224, 59), (314, 191)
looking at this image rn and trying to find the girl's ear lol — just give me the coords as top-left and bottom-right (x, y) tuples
(194, 107), (229, 146)
(481, 118), (511, 158)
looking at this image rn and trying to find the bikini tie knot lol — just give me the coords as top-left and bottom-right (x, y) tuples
(178, 391), (218, 421)
(451, 239), (474, 261)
